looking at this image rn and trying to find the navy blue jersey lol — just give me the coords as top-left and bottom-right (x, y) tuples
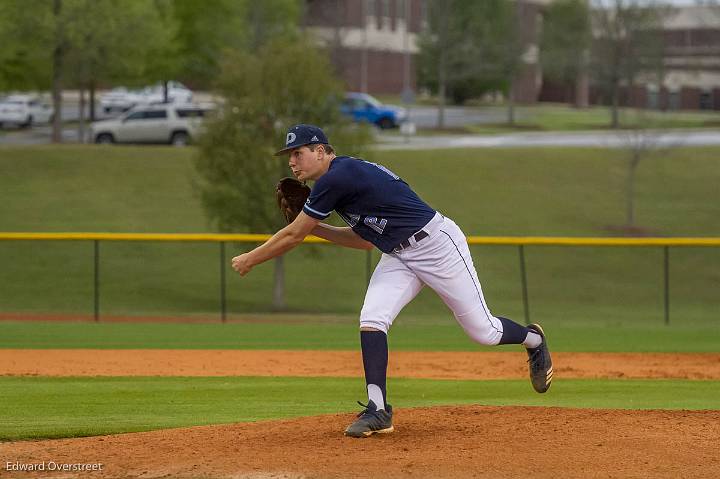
(302, 156), (436, 253)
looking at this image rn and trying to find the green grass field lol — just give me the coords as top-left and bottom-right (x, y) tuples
(466, 104), (720, 134)
(1, 145), (719, 323)
(0, 320), (718, 352)
(1, 376), (718, 440)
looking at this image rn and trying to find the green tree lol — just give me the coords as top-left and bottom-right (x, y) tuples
(0, 0), (65, 141)
(0, 0), (175, 141)
(416, 0), (455, 127)
(540, 0), (592, 108)
(0, 1), (53, 93)
(64, 0), (172, 133)
(417, 0), (521, 124)
(138, 0), (181, 103)
(616, 118), (681, 229)
(172, 0), (245, 88)
(172, 0), (300, 89)
(194, 37), (372, 310)
(591, 0), (670, 128)
(477, 0), (523, 125)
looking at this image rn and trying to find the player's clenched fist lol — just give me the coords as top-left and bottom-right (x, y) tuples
(231, 253), (253, 276)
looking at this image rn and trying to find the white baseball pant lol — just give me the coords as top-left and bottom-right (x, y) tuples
(359, 212), (504, 345)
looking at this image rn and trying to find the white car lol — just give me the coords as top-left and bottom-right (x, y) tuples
(90, 103), (212, 146)
(99, 87), (146, 114)
(141, 81), (193, 105)
(0, 95), (54, 128)
(99, 82), (193, 114)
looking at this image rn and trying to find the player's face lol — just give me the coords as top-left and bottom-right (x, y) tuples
(287, 146), (323, 181)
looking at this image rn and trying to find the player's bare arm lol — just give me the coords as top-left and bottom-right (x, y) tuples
(231, 212), (319, 276)
(311, 223), (374, 250)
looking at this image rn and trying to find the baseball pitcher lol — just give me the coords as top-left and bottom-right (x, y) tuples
(232, 124), (553, 438)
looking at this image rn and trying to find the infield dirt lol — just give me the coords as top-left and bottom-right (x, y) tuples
(1, 350), (719, 478)
(2, 406), (719, 478)
(2, 349), (720, 379)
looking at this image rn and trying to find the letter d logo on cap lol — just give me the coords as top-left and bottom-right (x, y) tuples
(286, 132), (296, 145)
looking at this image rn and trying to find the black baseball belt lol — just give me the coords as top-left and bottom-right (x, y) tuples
(394, 230), (429, 252)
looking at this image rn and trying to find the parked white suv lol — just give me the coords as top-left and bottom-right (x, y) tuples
(90, 104), (212, 146)
(0, 95), (54, 128)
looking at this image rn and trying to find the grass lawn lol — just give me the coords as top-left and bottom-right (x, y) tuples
(0, 145), (719, 324)
(464, 104), (720, 134)
(1, 376), (718, 440)
(372, 101), (720, 133)
(0, 319), (718, 352)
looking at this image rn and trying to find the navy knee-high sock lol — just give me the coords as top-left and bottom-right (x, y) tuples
(360, 330), (388, 407)
(498, 317), (530, 345)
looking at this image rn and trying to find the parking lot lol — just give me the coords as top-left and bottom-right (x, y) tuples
(0, 89), (215, 145)
(0, 94), (507, 146)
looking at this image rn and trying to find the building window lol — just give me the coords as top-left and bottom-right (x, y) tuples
(700, 90), (713, 110)
(376, 0), (389, 29)
(668, 91), (680, 111)
(397, 0), (409, 28)
(420, 0), (428, 30)
(367, 0), (375, 17)
(390, 0), (400, 30)
(647, 88), (659, 110)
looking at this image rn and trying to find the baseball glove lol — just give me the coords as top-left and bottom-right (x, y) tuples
(276, 177), (311, 223)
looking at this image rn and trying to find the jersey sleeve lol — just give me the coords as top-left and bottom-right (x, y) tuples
(303, 172), (349, 220)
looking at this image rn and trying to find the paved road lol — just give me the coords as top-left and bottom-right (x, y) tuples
(0, 100), (116, 145)
(60, 104), (115, 122)
(4, 126), (720, 148)
(375, 129), (720, 150)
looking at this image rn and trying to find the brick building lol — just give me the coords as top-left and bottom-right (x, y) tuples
(539, 4), (720, 111)
(303, 0), (549, 99)
(304, 0), (555, 104)
(304, 1), (720, 110)
(511, 0), (553, 104)
(651, 6), (720, 110)
(303, 0), (425, 95)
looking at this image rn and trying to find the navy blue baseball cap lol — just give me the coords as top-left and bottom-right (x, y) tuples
(274, 124), (329, 156)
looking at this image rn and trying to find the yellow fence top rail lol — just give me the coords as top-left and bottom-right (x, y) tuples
(467, 236), (720, 247)
(1, 232), (720, 247)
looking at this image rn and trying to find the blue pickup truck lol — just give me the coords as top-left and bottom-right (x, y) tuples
(340, 92), (407, 129)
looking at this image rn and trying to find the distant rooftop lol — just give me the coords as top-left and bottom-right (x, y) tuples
(663, 5), (720, 29)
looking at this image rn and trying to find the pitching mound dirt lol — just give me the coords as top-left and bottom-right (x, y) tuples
(2, 406), (719, 478)
(2, 348), (718, 477)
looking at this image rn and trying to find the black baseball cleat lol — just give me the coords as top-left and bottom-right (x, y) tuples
(526, 323), (553, 393)
(344, 400), (394, 438)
